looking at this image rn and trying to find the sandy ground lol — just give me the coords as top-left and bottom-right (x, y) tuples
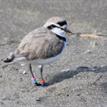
(0, 0), (107, 107)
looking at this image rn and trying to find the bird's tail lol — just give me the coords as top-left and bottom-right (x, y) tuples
(3, 52), (15, 63)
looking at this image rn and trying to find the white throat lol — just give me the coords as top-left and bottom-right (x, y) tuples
(51, 27), (68, 45)
(51, 27), (66, 38)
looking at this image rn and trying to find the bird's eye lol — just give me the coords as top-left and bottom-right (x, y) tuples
(57, 21), (67, 26)
(47, 25), (56, 29)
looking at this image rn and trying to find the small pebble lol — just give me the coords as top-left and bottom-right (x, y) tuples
(21, 63), (25, 67)
(36, 98), (42, 102)
(66, 94), (69, 97)
(38, 65), (42, 68)
(84, 49), (92, 54)
(23, 70), (27, 74)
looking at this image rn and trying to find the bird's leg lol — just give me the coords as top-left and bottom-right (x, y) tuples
(29, 63), (40, 86)
(38, 65), (46, 85)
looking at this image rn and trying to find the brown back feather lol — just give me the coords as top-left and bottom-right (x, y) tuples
(16, 27), (64, 60)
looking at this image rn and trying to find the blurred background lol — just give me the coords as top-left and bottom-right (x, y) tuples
(0, 0), (107, 42)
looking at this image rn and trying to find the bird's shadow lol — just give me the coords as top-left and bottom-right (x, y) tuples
(47, 66), (107, 85)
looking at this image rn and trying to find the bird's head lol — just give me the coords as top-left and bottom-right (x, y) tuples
(43, 16), (72, 36)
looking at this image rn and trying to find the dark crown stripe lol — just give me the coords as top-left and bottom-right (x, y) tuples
(57, 21), (67, 26)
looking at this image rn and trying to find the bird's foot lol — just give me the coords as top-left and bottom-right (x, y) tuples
(40, 79), (46, 85)
(40, 79), (48, 86)
(32, 78), (48, 86)
(31, 78), (41, 86)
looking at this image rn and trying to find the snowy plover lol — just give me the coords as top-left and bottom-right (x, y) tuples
(3, 16), (72, 86)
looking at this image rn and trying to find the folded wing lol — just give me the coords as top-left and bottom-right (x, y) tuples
(16, 27), (64, 60)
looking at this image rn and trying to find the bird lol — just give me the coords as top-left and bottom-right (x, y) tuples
(3, 16), (72, 86)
